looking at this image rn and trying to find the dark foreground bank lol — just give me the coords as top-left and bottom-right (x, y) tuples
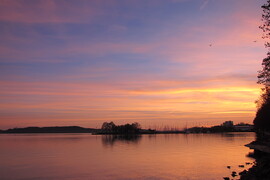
(238, 132), (270, 180)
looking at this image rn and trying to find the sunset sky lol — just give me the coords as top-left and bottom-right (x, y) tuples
(0, 0), (267, 129)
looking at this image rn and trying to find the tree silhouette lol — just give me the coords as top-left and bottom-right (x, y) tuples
(101, 122), (141, 134)
(101, 122), (116, 132)
(254, 1), (270, 132)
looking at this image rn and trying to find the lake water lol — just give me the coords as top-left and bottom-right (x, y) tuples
(0, 132), (255, 180)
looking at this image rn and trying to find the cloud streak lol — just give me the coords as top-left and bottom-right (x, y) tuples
(200, 0), (210, 10)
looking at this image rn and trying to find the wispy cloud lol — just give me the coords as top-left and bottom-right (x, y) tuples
(200, 0), (210, 10)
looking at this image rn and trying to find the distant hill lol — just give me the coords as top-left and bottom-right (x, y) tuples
(0, 126), (98, 133)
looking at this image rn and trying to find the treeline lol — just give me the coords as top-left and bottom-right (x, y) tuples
(254, 2), (270, 134)
(254, 88), (270, 132)
(238, 3), (270, 179)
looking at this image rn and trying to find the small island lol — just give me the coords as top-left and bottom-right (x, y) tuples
(95, 121), (156, 134)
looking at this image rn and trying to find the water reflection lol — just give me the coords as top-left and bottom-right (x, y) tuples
(0, 132), (255, 180)
(101, 134), (142, 146)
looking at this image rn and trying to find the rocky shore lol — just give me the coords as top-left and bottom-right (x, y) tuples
(239, 132), (270, 180)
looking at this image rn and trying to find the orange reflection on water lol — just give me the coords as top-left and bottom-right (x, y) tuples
(0, 132), (255, 180)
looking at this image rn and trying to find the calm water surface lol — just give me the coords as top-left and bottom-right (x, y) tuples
(0, 132), (255, 180)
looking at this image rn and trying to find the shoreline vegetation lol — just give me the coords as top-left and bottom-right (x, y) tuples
(0, 121), (253, 134)
(236, 1), (270, 179)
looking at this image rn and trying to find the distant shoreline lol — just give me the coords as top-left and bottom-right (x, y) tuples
(0, 125), (254, 134)
(0, 126), (98, 134)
